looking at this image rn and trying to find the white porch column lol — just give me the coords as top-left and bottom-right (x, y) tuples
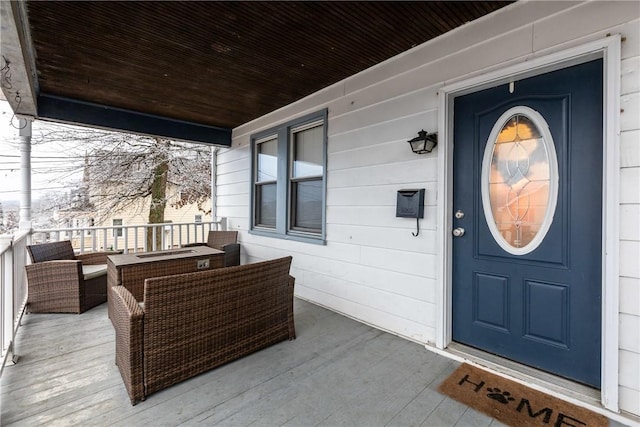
(211, 146), (218, 222)
(18, 118), (32, 231)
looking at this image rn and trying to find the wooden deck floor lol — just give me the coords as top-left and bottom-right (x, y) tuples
(0, 299), (619, 426)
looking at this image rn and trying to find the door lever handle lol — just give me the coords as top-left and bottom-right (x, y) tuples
(452, 228), (465, 237)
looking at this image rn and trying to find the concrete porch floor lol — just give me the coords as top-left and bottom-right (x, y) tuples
(0, 299), (627, 426)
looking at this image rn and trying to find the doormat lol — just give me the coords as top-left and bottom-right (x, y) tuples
(438, 363), (608, 427)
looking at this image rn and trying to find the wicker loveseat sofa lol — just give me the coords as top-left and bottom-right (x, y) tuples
(110, 256), (295, 405)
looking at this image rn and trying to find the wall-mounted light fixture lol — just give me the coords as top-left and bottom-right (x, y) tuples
(407, 130), (437, 154)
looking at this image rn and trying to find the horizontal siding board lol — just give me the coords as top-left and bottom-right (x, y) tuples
(215, 194), (246, 208)
(329, 159), (438, 189)
(619, 350), (640, 390)
(620, 19), (640, 60)
(328, 224), (437, 254)
(620, 278), (640, 316)
(328, 183), (438, 207)
(282, 251), (436, 303)
(620, 204), (640, 241)
(348, 268), (436, 304)
(327, 206), (437, 232)
(329, 138), (432, 172)
(621, 92), (640, 132)
(620, 241), (640, 278)
(620, 167), (640, 204)
(216, 145), (248, 164)
(215, 182), (248, 197)
(330, 87), (438, 136)
(216, 157), (249, 175)
(302, 271), (433, 327)
(296, 286), (435, 344)
(532, 1), (640, 52)
(360, 246), (436, 278)
(329, 113), (435, 153)
(621, 56), (640, 95)
(620, 313), (640, 353)
(619, 386), (640, 417)
(299, 263), (436, 303)
(620, 130), (640, 168)
(216, 206), (248, 219)
(243, 235), (361, 265)
(216, 169), (247, 186)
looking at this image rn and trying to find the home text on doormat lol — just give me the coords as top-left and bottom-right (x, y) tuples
(438, 364), (608, 427)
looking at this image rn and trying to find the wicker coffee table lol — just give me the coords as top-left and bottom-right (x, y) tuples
(107, 246), (225, 303)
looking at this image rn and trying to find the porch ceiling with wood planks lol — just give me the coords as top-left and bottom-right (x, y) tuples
(1, 1), (512, 144)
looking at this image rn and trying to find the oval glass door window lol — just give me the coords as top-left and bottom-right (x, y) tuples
(481, 106), (559, 255)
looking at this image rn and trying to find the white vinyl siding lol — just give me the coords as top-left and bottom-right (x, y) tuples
(216, 1), (640, 416)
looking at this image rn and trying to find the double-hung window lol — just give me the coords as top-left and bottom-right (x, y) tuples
(250, 109), (327, 244)
(113, 218), (123, 237)
(255, 136), (278, 228)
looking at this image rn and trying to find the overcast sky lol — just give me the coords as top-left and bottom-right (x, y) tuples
(0, 100), (83, 202)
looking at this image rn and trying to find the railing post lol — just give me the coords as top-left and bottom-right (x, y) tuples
(1, 231), (29, 375)
(79, 229), (85, 253)
(219, 217), (227, 231)
(1, 236), (14, 372)
(123, 227), (129, 254)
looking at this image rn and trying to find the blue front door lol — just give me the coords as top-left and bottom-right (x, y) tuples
(451, 59), (603, 388)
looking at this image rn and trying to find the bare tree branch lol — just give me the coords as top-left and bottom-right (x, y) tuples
(27, 122), (212, 223)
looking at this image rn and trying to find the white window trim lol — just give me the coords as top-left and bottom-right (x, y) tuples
(481, 106), (559, 256)
(436, 36), (621, 412)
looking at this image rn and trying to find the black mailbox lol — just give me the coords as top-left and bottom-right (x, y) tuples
(396, 189), (425, 219)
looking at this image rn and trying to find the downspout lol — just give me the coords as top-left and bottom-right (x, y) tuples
(18, 118), (32, 231)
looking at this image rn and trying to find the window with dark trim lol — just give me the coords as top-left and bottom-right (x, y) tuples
(250, 109), (327, 244)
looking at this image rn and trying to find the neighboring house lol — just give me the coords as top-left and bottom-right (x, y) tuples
(215, 1), (640, 420)
(95, 190), (212, 251)
(52, 185), (212, 251)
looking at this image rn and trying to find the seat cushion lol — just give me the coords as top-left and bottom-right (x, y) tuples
(82, 264), (108, 281)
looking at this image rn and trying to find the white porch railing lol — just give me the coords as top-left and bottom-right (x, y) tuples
(0, 218), (227, 376)
(32, 218), (227, 254)
(0, 230), (30, 376)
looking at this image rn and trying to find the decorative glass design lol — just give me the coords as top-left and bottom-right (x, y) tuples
(481, 107), (558, 255)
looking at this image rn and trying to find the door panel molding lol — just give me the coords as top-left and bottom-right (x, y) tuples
(435, 36), (621, 411)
